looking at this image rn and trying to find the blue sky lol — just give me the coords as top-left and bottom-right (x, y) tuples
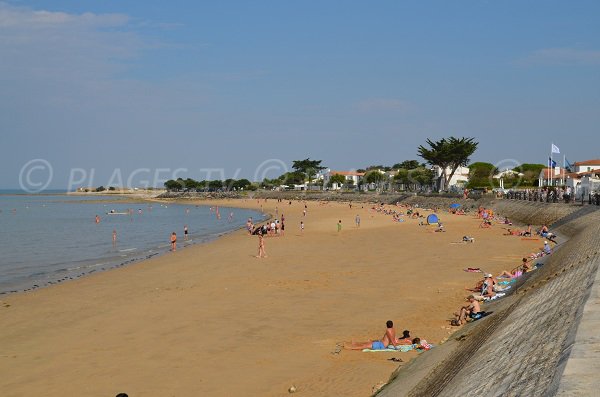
(1, 0), (599, 189)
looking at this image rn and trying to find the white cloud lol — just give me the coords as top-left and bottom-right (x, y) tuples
(355, 98), (412, 113)
(520, 47), (600, 66)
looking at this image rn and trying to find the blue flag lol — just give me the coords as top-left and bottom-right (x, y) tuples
(548, 157), (557, 168)
(565, 158), (573, 172)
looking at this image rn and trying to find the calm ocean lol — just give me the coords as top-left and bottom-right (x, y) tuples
(0, 192), (265, 294)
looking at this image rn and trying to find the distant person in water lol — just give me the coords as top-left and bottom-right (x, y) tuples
(170, 232), (177, 251)
(95, 215), (100, 224)
(344, 320), (397, 350)
(112, 229), (117, 245)
(184, 225), (188, 240)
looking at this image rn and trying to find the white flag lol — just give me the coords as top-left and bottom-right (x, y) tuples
(551, 143), (560, 154)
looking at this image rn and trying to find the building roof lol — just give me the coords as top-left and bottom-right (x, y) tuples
(568, 169), (600, 178)
(330, 170), (365, 176)
(573, 159), (600, 166)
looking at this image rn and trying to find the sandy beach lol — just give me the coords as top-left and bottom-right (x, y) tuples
(0, 198), (542, 396)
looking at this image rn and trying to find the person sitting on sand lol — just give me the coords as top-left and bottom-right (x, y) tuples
(453, 295), (482, 325)
(480, 218), (492, 228)
(344, 320), (397, 350)
(521, 257), (532, 271)
(481, 274), (496, 298)
(395, 330), (412, 345)
(522, 224), (532, 237)
(542, 241), (552, 255)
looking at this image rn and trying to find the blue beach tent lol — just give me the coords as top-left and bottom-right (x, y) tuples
(427, 214), (439, 225)
(449, 203), (461, 209)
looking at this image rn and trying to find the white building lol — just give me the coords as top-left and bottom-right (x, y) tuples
(318, 169), (365, 190)
(572, 159), (600, 174)
(432, 165), (470, 190)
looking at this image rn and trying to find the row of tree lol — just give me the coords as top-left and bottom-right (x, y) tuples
(164, 178), (255, 192)
(163, 136), (546, 192)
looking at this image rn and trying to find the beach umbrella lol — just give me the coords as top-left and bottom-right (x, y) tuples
(449, 203), (461, 208)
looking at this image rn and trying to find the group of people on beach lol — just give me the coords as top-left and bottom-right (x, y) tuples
(344, 320), (431, 352)
(451, 207), (558, 325)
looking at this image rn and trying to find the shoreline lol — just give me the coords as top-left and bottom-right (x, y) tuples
(0, 195), (267, 296)
(0, 197), (542, 396)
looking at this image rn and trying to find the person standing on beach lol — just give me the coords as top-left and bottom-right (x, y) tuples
(337, 220), (342, 232)
(355, 214), (361, 228)
(170, 232), (177, 251)
(184, 225), (188, 240)
(256, 231), (267, 258)
(300, 221), (304, 233)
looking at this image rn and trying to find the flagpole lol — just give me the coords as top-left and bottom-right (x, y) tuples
(550, 142), (553, 187)
(563, 154), (566, 185)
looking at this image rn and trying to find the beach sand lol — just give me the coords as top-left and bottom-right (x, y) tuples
(0, 199), (542, 396)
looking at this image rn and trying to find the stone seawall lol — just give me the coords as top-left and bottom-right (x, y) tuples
(377, 200), (600, 397)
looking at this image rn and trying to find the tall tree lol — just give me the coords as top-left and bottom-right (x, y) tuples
(418, 137), (478, 190)
(292, 158), (326, 187)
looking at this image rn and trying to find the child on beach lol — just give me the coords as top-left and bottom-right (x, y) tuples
(170, 232), (177, 251)
(300, 221), (304, 233)
(337, 220), (342, 232)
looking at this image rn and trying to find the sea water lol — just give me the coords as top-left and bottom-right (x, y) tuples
(0, 192), (266, 294)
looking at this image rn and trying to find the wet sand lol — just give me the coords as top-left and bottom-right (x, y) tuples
(0, 199), (542, 396)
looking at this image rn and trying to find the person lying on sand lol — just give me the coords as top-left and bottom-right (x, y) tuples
(344, 320), (397, 350)
(503, 228), (521, 236)
(453, 295), (482, 325)
(498, 267), (524, 279)
(412, 337), (432, 351)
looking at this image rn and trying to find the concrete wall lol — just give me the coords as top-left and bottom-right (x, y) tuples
(378, 201), (600, 397)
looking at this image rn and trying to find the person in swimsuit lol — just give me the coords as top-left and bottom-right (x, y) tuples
(344, 320), (397, 350)
(184, 225), (188, 240)
(170, 232), (177, 251)
(395, 330), (412, 345)
(256, 231), (267, 258)
(453, 295), (482, 325)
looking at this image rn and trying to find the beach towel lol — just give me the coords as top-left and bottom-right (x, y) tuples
(484, 292), (506, 301)
(468, 311), (492, 322)
(463, 267), (482, 273)
(362, 345), (415, 353)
